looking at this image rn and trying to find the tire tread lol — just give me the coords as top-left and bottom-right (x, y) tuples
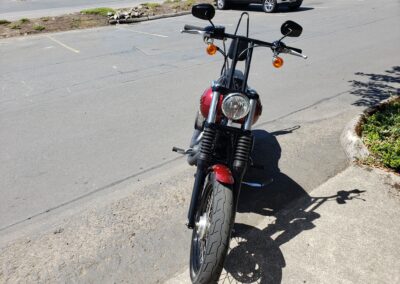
(191, 175), (234, 284)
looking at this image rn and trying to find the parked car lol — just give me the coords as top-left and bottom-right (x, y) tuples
(216, 0), (303, 13)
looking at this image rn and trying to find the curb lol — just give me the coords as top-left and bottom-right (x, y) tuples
(108, 11), (191, 25)
(340, 114), (369, 162)
(340, 96), (399, 162)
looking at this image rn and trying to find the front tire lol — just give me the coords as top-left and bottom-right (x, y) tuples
(190, 174), (234, 284)
(262, 0), (277, 13)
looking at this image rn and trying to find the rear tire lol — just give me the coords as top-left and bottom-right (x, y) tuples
(190, 174), (234, 284)
(288, 0), (302, 10)
(262, 0), (277, 13)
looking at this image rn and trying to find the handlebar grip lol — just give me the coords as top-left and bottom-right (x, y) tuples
(286, 46), (302, 54)
(184, 25), (205, 31)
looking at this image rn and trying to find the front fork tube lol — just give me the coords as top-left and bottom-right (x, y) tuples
(232, 99), (256, 214)
(187, 127), (217, 228)
(232, 134), (253, 213)
(187, 88), (220, 229)
(187, 93), (256, 229)
(187, 161), (208, 229)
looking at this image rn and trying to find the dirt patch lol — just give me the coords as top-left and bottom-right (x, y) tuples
(0, 14), (108, 38)
(0, 0), (212, 39)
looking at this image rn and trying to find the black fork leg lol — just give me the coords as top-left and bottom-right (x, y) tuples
(187, 163), (207, 229)
(187, 126), (216, 228)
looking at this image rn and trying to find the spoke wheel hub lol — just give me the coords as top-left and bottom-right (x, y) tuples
(196, 213), (210, 241)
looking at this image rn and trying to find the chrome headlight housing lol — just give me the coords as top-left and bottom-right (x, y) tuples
(221, 93), (250, 120)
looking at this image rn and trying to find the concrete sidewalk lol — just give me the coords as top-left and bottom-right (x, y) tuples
(1, 164), (399, 283)
(168, 166), (400, 283)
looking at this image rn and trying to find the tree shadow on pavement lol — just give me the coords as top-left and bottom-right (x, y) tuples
(220, 129), (366, 283)
(349, 66), (400, 107)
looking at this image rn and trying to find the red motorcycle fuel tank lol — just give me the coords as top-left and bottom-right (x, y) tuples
(200, 87), (262, 125)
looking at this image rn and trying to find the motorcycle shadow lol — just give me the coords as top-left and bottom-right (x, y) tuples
(220, 129), (365, 283)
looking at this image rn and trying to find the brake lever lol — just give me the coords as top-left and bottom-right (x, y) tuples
(285, 48), (308, 59)
(181, 30), (207, 35)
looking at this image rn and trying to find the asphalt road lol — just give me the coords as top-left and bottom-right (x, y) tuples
(0, 0), (164, 20)
(1, 0), (399, 248)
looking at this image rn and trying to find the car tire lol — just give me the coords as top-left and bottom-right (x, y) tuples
(262, 0), (278, 13)
(216, 0), (229, 10)
(288, 0), (302, 10)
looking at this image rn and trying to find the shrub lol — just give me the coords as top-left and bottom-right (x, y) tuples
(80, 7), (115, 16)
(362, 98), (400, 171)
(33, 25), (46, 31)
(0, 19), (11, 25)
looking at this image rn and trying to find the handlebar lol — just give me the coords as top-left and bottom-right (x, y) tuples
(285, 47), (308, 59)
(184, 24), (205, 31)
(182, 24), (307, 59)
(286, 45), (302, 54)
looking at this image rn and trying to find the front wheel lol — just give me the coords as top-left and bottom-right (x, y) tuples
(190, 173), (234, 284)
(262, 0), (278, 13)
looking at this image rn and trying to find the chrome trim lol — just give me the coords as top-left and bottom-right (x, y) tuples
(194, 131), (203, 146)
(244, 99), (257, 130)
(181, 30), (206, 36)
(207, 91), (220, 123)
(242, 182), (265, 188)
(207, 83), (220, 123)
(195, 213), (209, 241)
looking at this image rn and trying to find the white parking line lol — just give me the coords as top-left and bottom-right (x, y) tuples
(46, 35), (80, 54)
(117, 26), (168, 38)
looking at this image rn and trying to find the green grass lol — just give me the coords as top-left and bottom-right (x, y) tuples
(80, 7), (115, 16)
(185, 0), (196, 6)
(70, 18), (82, 28)
(142, 2), (161, 8)
(178, 0), (196, 8)
(0, 19), (11, 25)
(362, 98), (400, 172)
(167, 0), (195, 8)
(20, 18), (30, 24)
(10, 23), (21, 29)
(33, 25), (46, 31)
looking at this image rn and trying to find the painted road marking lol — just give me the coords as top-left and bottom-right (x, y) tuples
(117, 26), (168, 38)
(46, 35), (80, 54)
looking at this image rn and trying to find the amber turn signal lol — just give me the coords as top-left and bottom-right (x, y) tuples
(272, 56), (284, 68)
(206, 44), (218, 55)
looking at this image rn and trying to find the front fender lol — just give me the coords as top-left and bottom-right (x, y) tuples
(211, 164), (234, 185)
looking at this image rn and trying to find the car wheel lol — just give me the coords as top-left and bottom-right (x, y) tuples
(216, 0), (228, 10)
(288, 0), (302, 10)
(263, 0), (277, 13)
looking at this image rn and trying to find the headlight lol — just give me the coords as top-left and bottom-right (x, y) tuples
(221, 93), (250, 120)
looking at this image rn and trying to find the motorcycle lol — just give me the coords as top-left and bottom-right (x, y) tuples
(172, 4), (307, 283)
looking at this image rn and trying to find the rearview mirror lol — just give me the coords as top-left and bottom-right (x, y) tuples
(281, 21), (302, 37)
(192, 4), (215, 20)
